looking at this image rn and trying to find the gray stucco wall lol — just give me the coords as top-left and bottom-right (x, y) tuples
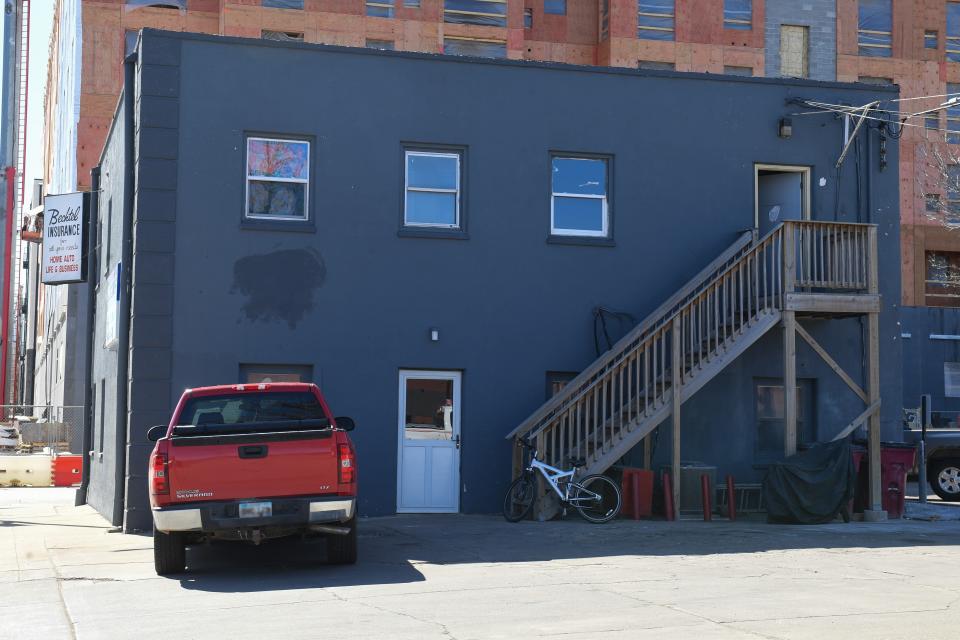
(765, 0), (837, 81)
(87, 95), (126, 523)
(106, 31), (900, 526)
(901, 306), (960, 419)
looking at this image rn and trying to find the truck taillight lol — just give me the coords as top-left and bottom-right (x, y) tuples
(152, 452), (169, 495)
(338, 443), (355, 484)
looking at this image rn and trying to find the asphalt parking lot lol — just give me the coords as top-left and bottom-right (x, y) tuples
(2, 488), (960, 640)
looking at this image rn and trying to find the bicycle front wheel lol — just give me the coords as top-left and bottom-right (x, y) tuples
(503, 474), (536, 522)
(570, 474), (621, 524)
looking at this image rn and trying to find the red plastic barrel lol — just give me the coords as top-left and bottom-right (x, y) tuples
(621, 468), (654, 519)
(52, 455), (83, 487)
(851, 444), (915, 519)
(879, 444), (915, 519)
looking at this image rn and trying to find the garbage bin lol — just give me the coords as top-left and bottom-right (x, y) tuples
(850, 442), (916, 519)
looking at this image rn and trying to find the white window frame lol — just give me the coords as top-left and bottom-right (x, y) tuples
(245, 136), (310, 222)
(550, 156), (609, 238)
(404, 150), (461, 229)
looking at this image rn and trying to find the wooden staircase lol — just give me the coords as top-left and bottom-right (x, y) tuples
(507, 220), (881, 518)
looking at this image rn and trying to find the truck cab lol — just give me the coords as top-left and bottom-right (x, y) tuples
(148, 383), (357, 574)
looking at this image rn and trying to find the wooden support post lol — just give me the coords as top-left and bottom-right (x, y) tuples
(671, 317), (682, 516)
(783, 311), (798, 458)
(643, 432), (652, 470)
(866, 226), (883, 516)
(782, 223), (797, 459)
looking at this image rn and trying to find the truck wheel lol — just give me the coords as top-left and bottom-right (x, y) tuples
(154, 530), (186, 575)
(326, 518), (357, 565)
(929, 459), (960, 502)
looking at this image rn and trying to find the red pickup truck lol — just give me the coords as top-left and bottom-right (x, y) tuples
(147, 383), (357, 575)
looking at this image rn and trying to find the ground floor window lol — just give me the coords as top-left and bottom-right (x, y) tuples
(754, 378), (815, 462)
(239, 363), (313, 384)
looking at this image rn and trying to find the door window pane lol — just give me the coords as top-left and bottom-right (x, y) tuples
(404, 378), (455, 440)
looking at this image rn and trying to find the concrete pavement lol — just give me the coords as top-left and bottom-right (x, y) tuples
(1, 488), (959, 639)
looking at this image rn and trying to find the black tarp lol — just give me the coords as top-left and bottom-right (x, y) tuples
(763, 439), (856, 524)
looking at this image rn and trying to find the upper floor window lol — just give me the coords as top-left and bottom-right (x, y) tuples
(524, 8), (533, 28)
(405, 0), (421, 6)
(262, 0), (304, 8)
(926, 251), (960, 306)
(858, 0), (892, 57)
(723, 0), (752, 30)
(444, 0), (507, 27)
(245, 137), (310, 221)
(949, 3), (960, 61)
(366, 39), (395, 50)
(443, 37), (506, 58)
(947, 166), (960, 225)
(262, 30), (304, 42)
(367, 0), (394, 17)
(600, 0), (610, 40)
(404, 150), (462, 229)
(125, 0), (186, 8)
(551, 156), (609, 238)
(544, 0), (566, 14)
(947, 83), (960, 143)
(125, 30), (138, 56)
(263, 0), (304, 8)
(926, 30), (939, 49)
(638, 0), (675, 41)
(724, 65), (753, 76)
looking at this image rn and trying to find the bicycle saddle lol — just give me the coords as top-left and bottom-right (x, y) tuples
(567, 457), (586, 468)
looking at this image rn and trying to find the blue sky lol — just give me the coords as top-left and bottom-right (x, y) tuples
(1, 0), (55, 204)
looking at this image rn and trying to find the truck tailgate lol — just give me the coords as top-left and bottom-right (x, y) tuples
(167, 430), (338, 503)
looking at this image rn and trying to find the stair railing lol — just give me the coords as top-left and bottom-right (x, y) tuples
(508, 220), (877, 479)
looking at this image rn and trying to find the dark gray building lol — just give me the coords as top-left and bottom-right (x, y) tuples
(86, 30), (901, 531)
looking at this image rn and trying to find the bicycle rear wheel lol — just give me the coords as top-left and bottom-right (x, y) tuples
(570, 474), (621, 524)
(503, 474), (536, 522)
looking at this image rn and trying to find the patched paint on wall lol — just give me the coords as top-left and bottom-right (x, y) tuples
(231, 249), (326, 329)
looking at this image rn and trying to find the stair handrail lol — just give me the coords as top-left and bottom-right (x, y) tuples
(505, 228), (755, 441)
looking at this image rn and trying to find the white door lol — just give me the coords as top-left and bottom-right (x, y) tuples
(397, 370), (461, 513)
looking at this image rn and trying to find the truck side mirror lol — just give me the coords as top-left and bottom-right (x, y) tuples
(147, 425), (168, 442)
(335, 417), (355, 431)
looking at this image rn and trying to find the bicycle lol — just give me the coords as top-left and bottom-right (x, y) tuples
(503, 438), (622, 524)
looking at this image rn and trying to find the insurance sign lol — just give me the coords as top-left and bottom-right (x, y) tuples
(42, 192), (88, 285)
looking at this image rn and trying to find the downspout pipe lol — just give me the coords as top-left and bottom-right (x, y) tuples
(76, 166), (99, 506)
(113, 53), (136, 528)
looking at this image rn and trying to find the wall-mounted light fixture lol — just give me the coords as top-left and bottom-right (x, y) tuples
(778, 117), (793, 139)
(429, 328), (439, 342)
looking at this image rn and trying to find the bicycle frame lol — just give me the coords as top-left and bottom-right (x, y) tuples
(527, 454), (601, 505)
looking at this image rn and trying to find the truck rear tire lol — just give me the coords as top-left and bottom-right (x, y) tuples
(154, 530), (186, 575)
(326, 518), (357, 565)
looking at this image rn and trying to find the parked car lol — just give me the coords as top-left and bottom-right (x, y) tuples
(902, 426), (960, 502)
(147, 383), (357, 575)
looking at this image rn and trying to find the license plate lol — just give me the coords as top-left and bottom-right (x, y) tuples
(238, 501), (272, 518)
